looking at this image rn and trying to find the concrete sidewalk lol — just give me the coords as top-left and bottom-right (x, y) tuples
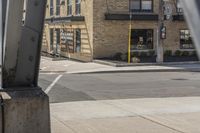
(40, 56), (200, 74)
(50, 97), (200, 133)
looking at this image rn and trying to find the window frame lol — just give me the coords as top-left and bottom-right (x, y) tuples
(50, 0), (54, 16)
(75, 28), (81, 52)
(67, 0), (72, 16)
(129, 0), (154, 13)
(176, 0), (183, 14)
(56, 0), (60, 16)
(131, 29), (154, 50)
(55, 29), (60, 54)
(180, 29), (194, 49)
(75, 0), (81, 15)
(50, 29), (54, 51)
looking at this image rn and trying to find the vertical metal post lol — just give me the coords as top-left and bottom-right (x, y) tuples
(0, 1), (51, 132)
(180, 0), (200, 59)
(0, 0), (2, 67)
(156, 0), (164, 63)
(2, 0), (47, 88)
(0, 0), (7, 88)
(128, 13), (132, 64)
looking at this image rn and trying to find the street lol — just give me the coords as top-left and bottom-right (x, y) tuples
(39, 71), (200, 103)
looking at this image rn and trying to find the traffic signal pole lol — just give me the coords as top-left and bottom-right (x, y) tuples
(0, 0), (50, 133)
(156, 0), (164, 63)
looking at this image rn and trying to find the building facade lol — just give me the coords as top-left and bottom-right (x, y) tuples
(43, 0), (197, 62)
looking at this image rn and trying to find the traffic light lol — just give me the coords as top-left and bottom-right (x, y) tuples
(160, 25), (166, 39)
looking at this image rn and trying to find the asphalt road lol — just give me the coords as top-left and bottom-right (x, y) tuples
(39, 71), (200, 103)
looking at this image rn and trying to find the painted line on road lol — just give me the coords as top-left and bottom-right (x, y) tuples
(45, 74), (63, 94)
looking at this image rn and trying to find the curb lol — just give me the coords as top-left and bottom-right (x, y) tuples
(94, 60), (200, 67)
(40, 71), (67, 74)
(67, 68), (200, 74)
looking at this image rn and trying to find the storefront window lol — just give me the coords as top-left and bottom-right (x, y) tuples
(177, 0), (183, 13)
(50, 29), (54, 51)
(55, 29), (60, 54)
(75, 29), (81, 52)
(131, 29), (153, 50)
(180, 30), (194, 49)
(130, 0), (153, 12)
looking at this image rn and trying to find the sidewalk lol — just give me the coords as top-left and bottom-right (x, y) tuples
(50, 97), (200, 133)
(40, 56), (200, 74)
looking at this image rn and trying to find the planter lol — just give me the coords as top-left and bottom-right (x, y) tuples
(132, 57), (140, 63)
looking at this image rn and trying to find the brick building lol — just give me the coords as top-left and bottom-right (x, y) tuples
(43, 0), (197, 62)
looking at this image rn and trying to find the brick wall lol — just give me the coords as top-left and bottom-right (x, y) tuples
(93, 0), (160, 58)
(92, 0), (191, 59)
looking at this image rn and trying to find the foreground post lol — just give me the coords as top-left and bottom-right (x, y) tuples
(0, 0), (50, 133)
(180, 0), (200, 59)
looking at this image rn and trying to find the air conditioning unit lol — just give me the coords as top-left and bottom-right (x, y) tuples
(60, 0), (65, 5)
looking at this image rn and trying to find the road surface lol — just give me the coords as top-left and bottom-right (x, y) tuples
(39, 71), (200, 103)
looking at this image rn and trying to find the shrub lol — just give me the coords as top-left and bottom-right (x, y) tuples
(164, 50), (172, 57)
(132, 57), (140, 63)
(140, 52), (148, 57)
(113, 52), (122, 60)
(192, 51), (197, 57)
(175, 50), (181, 57)
(121, 53), (128, 61)
(131, 51), (139, 57)
(148, 50), (155, 56)
(182, 51), (189, 56)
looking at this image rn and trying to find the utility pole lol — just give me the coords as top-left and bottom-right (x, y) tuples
(156, 0), (164, 63)
(0, 0), (50, 133)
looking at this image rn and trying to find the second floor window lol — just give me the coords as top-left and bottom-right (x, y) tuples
(130, 0), (153, 13)
(176, 0), (183, 13)
(67, 0), (72, 16)
(75, 0), (81, 15)
(56, 0), (60, 16)
(50, 0), (54, 16)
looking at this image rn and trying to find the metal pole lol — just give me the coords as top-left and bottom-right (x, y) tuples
(128, 7), (132, 64)
(156, 0), (164, 63)
(180, 0), (200, 59)
(0, 0), (7, 88)
(0, 1), (50, 132)
(2, 0), (47, 88)
(128, 14), (132, 63)
(0, 0), (3, 67)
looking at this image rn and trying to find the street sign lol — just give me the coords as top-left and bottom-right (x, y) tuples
(163, 3), (172, 20)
